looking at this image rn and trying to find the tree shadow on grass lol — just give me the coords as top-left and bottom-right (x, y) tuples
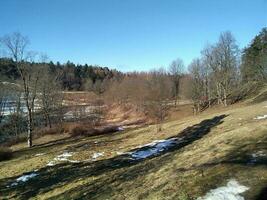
(14, 126), (129, 157)
(177, 133), (267, 171)
(0, 115), (227, 199)
(256, 186), (267, 200)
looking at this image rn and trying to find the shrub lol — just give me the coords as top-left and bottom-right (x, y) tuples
(0, 147), (13, 161)
(37, 126), (64, 136)
(69, 124), (119, 137)
(70, 126), (89, 136)
(3, 135), (27, 147)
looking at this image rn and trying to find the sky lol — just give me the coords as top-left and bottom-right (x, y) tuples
(0, 0), (266, 72)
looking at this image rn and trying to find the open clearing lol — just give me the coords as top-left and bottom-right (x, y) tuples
(0, 101), (267, 200)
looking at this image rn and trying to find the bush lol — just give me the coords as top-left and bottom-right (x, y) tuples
(0, 147), (13, 161)
(70, 124), (119, 137)
(70, 126), (90, 136)
(36, 126), (64, 136)
(3, 135), (27, 147)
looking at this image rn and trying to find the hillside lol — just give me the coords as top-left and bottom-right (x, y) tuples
(0, 99), (266, 199)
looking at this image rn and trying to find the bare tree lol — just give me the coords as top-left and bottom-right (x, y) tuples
(188, 59), (205, 114)
(0, 83), (10, 122)
(169, 58), (184, 107)
(1, 32), (41, 147)
(201, 45), (214, 107)
(146, 68), (172, 131)
(214, 31), (240, 106)
(189, 32), (240, 109)
(39, 66), (63, 128)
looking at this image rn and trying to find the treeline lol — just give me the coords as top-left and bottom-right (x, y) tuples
(0, 58), (123, 91)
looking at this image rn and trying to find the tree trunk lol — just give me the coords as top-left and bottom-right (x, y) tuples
(174, 86), (177, 108)
(27, 110), (33, 147)
(47, 113), (52, 128)
(44, 111), (52, 128)
(223, 88), (227, 106)
(207, 79), (211, 108)
(216, 83), (220, 105)
(44, 113), (48, 127)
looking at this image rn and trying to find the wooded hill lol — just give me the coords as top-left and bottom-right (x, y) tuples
(0, 58), (123, 91)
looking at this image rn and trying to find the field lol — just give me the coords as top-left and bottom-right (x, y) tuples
(0, 100), (267, 200)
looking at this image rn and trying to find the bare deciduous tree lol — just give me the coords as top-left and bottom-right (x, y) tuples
(169, 58), (184, 107)
(1, 32), (41, 147)
(188, 59), (205, 114)
(214, 31), (240, 106)
(39, 65), (63, 128)
(146, 68), (172, 131)
(189, 31), (240, 112)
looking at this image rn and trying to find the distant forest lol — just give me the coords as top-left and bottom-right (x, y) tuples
(0, 59), (123, 91)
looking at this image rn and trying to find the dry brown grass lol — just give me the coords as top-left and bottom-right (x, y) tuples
(105, 103), (150, 125)
(3, 135), (28, 147)
(4, 125), (65, 147)
(63, 91), (98, 106)
(1, 100), (266, 199)
(36, 126), (65, 136)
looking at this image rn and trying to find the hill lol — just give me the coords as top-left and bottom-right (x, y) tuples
(0, 99), (266, 199)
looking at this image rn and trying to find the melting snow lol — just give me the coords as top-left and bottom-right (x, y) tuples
(252, 151), (266, 157)
(55, 152), (73, 161)
(46, 152), (80, 166)
(249, 151), (266, 164)
(128, 138), (178, 160)
(117, 127), (124, 131)
(254, 114), (267, 120)
(10, 172), (38, 187)
(116, 151), (124, 155)
(35, 153), (45, 156)
(92, 152), (104, 159)
(47, 161), (56, 166)
(197, 179), (249, 200)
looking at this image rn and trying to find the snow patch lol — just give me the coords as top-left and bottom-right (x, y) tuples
(68, 160), (80, 163)
(35, 153), (45, 156)
(10, 172), (38, 187)
(249, 151), (266, 164)
(116, 151), (124, 155)
(197, 179), (249, 200)
(117, 127), (124, 131)
(46, 152), (80, 166)
(55, 152), (73, 161)
(127, 138), (178, 160)
(254, 114), (267, 120)
(252, 151), (266, 158)
(92, 152), (104, 159)
(47, 161), (56, 166)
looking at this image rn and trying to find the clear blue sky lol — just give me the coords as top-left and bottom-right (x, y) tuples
(0, 0), (266, 72)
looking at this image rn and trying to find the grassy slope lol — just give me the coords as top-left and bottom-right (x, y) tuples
(0, 101), (267, 200)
